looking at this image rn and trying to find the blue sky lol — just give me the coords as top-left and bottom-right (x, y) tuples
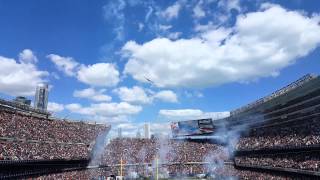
(0, 0), (319, 137)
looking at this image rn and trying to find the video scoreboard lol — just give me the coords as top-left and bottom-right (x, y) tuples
(171, 118), (215, 137)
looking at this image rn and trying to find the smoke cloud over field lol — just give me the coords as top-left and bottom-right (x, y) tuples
(89, 126), (111, 166)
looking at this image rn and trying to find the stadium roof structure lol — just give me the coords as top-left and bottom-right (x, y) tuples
(0, 97), (109, 126)
(213, 73), (320, 129)
(170, 118), (213, 123)
(48, 116), (109, 126)
(0, 98), (50, 116)
(171, 135), (222, 140)
(170, 73), (320, 139)
(230, 74), (317, 116)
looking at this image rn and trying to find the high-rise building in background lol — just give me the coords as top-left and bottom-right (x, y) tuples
(144, 123), (150, 139)
(118, 128), (122, 138)
(136, 130), (141, 139)
(14, 96), (31, 105)
(34, 83), (49, 111)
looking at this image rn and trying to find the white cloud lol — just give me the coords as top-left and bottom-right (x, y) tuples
(161, 2), (181, 20)
(19, 49), (38, 64)
(0, 55), (48, 96)
(113, 86), (178, 104)
(103, 0), (127, 40)
(145, 6), (154, 22)
(113, 86), (152, 104)
(77, 63), (120, 87)
(47, 54), (79, 76)
(151, 24), (181, 40)
(73, 88), (112, 102)
(51, 72), (60, 80)
(65, 103), (94, 115)
(123, 4), (320, 88)
(66, 102), (142, 117)
(160, 109), (203, 118)
(194, 21), (216, 32)
(154, 90), (178, 103)
(218, 0), (241, 12)
(91, 102), (142, 116)
(184, 90), (204, 98)
(159, 109), (230, 120)
(168, 32), (182, 40)
(47, 54), (120, 87)
(195, 92), (203, 98)
(150, 122), (171, 136)
(201, 27), (232, 43)
(92, 115), (130, 124)
(193, 1), (205, 18)
(138, 22), (144, 31)
(47, 102), (64, 113)
(159, 24), (172, 31)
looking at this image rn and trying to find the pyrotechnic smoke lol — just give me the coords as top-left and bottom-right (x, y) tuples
(127, 171), (138, 179)
(204, 150), (225, 173)
(137, 147), (148, 177)
(156, 136), (171, 163)
(203, 117), (252, 177)
(89, 126), (111, 166)
(151, 136), (172, 179)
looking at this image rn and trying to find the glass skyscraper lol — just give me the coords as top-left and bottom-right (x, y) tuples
(34, 83), (49, 111)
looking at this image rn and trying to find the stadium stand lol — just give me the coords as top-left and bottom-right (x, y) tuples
(102, 138), (229, 176)
(0, 105), (108, 161)
(0, 99), (110, 178)
(2, 74), (320, 179)
(0, 98), (50, 116)
(228, 74), (320, 178)
(235, 151), (320, 172)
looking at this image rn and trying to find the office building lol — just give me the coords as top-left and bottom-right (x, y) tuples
(14, 96), (31, 105)
(144, 123), (150, 139)
(34, 83), (49, 111)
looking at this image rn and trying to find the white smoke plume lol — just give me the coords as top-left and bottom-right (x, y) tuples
(203, 117), (253, 178)
(89, 126), (111, 166)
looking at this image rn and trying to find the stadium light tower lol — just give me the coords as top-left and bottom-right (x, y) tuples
(34, 83), (49, 111)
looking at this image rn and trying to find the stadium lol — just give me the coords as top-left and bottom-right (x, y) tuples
(0, 73), (319, 179)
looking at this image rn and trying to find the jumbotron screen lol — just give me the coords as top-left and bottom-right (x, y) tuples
(171, 118), (214, 137)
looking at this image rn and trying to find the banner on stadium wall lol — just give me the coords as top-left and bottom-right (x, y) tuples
(171, 118), (214, 137)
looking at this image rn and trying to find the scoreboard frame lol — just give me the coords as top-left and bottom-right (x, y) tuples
(171, 118), (215, 137)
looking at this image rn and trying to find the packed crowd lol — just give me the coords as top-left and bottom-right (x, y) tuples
(100, 117), (320, 177)
(35, 168), (110, 179)
(102, 138), (229, 176)
(236, 118), (320, 150)
(0, 108), (108, 160)
(235, 152), (320, 171)
(0, 141), (89, 160)
(1, 98), (319, 178)
(233, 115), (320, 177)
(35, 164), (293, 179)
(105, 164), (207, 177)
(0, 109), (107, 144)
(237, 134), (320, 151)
(215, 165), (294, 180)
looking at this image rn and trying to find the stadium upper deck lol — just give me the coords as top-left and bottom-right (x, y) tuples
(230, 74), (317, 116)
(0, 98), (50, 116)
(0, 99), (109, 161)
(213, 74), (320, 129)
